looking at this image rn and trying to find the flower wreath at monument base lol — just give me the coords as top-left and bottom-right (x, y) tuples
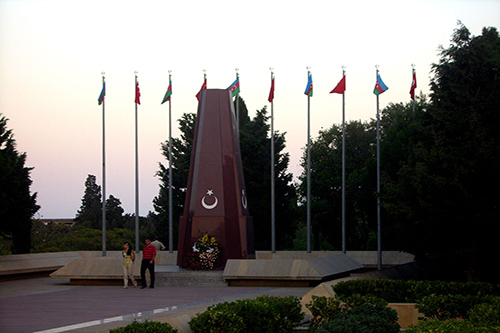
(187, 233), (222, 270)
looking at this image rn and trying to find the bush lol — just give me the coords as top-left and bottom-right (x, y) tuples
(189, 295), (304, 332)
(313, 304), (400, 333)
(416, 294), (484, 320)
(333, 279), (500, 303)
(109, 320), (177, 332)
(406, 319), (500, 332)
(305, 296), (344, 328)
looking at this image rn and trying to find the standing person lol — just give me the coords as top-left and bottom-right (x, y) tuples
(151, 237), (166, 251)
(122, 242), (137, 289)
(140, 238), (157, 289)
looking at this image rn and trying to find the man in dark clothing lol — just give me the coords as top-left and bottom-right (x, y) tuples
(140, 238), (157, 289)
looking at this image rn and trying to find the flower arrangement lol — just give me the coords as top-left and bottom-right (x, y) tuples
(187, 233), (222, 270)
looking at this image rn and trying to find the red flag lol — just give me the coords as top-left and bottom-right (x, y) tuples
(196, 77), (207, 101)
(268, 77), (275, 103)
(330, 75), (346, 94)
(409, 71), (417, 100)
(135, 81), (141, 105)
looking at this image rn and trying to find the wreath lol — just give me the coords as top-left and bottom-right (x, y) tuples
(187, 233), (222, 270)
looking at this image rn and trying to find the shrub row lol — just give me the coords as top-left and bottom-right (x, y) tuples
(333, 279), (500, 303)
(305, 295), (399, 333)
(109, 320), (178, 333)
(188, 295), (304, 332)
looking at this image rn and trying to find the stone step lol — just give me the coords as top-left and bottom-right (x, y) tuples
(156, 270), (227, 287)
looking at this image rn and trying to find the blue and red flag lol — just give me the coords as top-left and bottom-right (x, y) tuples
(304, 74), (313, 97)
(98, 82), (105, 105)
(373, 75), (388, 95)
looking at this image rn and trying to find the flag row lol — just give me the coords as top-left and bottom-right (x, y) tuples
(97, 70), (418, 106)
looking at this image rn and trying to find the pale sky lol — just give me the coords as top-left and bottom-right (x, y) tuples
(1, 0), (499, 219)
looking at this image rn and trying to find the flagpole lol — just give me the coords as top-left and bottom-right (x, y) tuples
(270, 68), (276, 253)
(306, 67), (311, 254)
(168, 70), (173, 253)
(101, 72), (107, 257)
(341, 67), (346, 254)
(235, 68), (239, 133)
(412, 64), (416, 112)
(134, 71), (140, 253)
(375, 66), (382, 270)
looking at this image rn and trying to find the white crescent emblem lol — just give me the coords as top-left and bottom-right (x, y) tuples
(242, 190), (248, 209)
(201, 189), (218, 210)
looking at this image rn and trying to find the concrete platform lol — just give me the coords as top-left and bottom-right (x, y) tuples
(223, 254), (364, 287)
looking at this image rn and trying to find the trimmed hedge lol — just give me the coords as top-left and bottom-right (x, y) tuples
(313, 304), (400, 333)
(189, 295), (304, 332)
(109, 320), (178, 333)
(333, 279), (500, 303)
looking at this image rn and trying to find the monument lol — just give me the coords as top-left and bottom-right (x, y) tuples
(177, 89), (255, 268)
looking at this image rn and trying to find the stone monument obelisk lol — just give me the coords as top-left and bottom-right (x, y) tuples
(177, 89), (255, 268)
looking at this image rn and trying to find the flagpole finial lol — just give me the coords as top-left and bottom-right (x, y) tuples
(101, 71), (105, 76)
(342, 65), (346, 70)
(168, 70), (172, 74)
(375, 64), (379, 69)
(411, 63), (415, 68)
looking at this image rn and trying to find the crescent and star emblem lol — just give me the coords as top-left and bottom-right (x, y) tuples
(201, 189), (218, 210)
(242, 190), (248, 209)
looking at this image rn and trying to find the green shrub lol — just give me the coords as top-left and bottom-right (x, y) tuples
(467, 297), (500, 326)
(313, 304), (400, 333)
(189, 295), (304, 333)
(417, 294), (491, 320)
(333, 279), (500, 303)
(406, 319), (500, 332)
(305, 296), (344, 328)
(109, 320), (178, 333)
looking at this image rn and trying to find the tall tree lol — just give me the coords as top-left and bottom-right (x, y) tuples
(384, 23), (500, 281)
(75, 174), (102, 229)
(106, 195), (125, 229)
(0, 113), (40, 253)
(297, 120), (377, 250)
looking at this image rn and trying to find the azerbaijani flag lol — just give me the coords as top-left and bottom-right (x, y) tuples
(330, 75), (346, 94)
(98, 82), (105, 105)
(135, 81), (141, 104)
(228, 78), (240, 97)
(268, 76), (275, 103)
(409, 72), (417, 100)
(161, 80), (172, 104)
(373, 75), (388, 95)
(304, 74), (313, 97)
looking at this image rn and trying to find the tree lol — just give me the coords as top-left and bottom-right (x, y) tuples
(297, 120), (377, 250)
(106, 195), (125, 229)
(0, 113), (40, 253)
(154, 97), (298, 250)
(383, 23), (500, 281)
(75, 174), (102, 229)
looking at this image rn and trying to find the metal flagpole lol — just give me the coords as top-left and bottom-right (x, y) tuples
(168, 70), (174, 253)
(270, 68), (276, 253)
(412, 64), (416, 113)
(306, 67), (311, 254)
(375, 66), (382, 270)
(134, 71), (140, 253)
(235, 68), (239, 132)
(341, 66), (346, 254)
(101, 72), (107, 257)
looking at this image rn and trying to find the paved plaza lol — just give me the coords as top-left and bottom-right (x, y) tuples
(0, 275), (312, 332)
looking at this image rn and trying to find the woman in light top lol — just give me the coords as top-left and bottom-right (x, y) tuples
(122, 242), (137, 289)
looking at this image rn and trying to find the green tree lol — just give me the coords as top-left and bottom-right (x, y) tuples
(106, 195), (125, 229)
(0, 114), (40, 253)
(75, 174), (102, 229)
(297, 120), (377, 250)
(384, 23), (500, 281)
